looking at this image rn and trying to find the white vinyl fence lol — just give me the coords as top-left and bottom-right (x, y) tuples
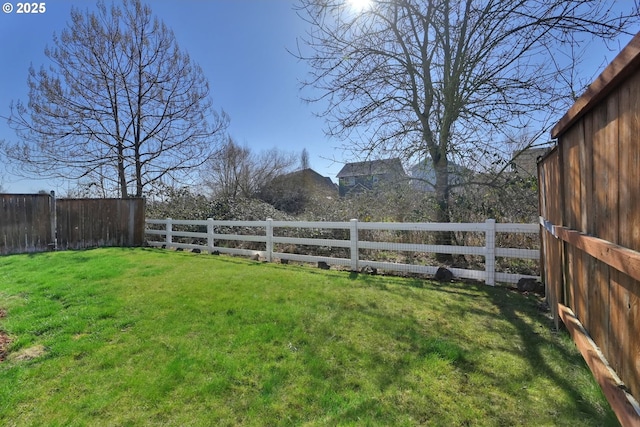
(145, 218), (539, 286)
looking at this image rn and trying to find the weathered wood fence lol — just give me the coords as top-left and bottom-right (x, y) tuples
(146, 218), (539, 286)
(539, 33), (640, 425)
(0, 193), (146, 255)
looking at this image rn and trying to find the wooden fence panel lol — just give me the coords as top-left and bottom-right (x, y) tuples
(56, 198), (145, 250)
(540, 32), (640, 420)
(615, 69), (640, 400)
(0, 194), (53, 255)
(0, 194), (145, 254)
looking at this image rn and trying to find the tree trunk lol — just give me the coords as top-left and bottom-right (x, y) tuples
(117, 141), (128, 198)
(433, 154), (453, 263)
(135, 142), (143, 197)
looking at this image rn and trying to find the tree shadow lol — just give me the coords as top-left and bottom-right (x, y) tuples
(310, 277), (620, 425)
(475, 285), (620, 426)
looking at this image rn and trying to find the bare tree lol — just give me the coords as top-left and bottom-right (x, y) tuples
(203, 137), (296, 199)
(4, 0), (228, 198)
(295, 0), (639, 249)
(300, 148), (310, 170)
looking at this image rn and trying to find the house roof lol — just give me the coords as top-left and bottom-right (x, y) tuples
(337, 158), (405, 178)
(408, 159), (469, 175)
(272, 168), (338, 193)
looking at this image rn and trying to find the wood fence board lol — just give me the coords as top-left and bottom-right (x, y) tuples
(586, 260), (608, 355)
(605, 93), (620, 245)
(551, 148), (563, 225)
(591, 98), (617, 243)
(563, 127), (581, 230)
(572, 122), (586, 320)
(544, 236), (559, 329)
(577, 119), (589, 232)
(565, 245), (576, 314)
(577, 250), (592, 331)
(563, 130), (583, 313)
(582, 112), (595, 235)
(610, 271), (628, 386)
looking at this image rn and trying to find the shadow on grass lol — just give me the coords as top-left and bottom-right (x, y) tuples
(476, 286), (620, 426)
(348, 270), (427, 289)
(311, 273), (619, 425)
(295, 295), (473, 424)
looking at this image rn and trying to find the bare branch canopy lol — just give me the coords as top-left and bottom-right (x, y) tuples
(4, 0), (228, 197)
(294, 0), (639, 227)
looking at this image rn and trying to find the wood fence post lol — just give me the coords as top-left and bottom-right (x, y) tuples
(127, 199), (135, 246)
(266, 218), (273, 263)
(485, 219), (496, 286)
(166, 218), (172, 247)
(350, 218), (359, 271)
(49, 191), (57, 250)
(207, 218), (215, 253)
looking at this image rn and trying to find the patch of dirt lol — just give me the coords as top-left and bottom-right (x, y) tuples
(8, 345), (46, 362)
(0, 308), (47, 363)
(0, 333), (10, 362)
(0, 308), (9, 362)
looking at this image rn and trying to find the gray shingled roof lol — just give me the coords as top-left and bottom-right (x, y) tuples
(336, 158), (405, 178)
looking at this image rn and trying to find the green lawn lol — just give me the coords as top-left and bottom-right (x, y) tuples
(0, 248), (618, 426)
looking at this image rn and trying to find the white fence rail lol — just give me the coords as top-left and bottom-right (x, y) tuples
(145, 218), (539, 286)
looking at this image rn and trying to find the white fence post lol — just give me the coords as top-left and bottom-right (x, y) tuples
(485, 219), (496, 286)
(166, 218), (173, 247)
(207, 218), (215, 253)
(350, 218), (359, 271)
(266, 218), (273, 263)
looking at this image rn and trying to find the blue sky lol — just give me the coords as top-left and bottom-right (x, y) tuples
(0, 0), (636, 193)
(0, 0), (340, 193)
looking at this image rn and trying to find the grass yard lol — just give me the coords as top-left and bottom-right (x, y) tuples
(0, 248), (618, 426)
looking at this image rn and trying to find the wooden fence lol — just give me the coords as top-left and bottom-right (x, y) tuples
(538, 33), (640, 425)
(0, 194), (55, 254)
(0, 193), (146, 255)
(146, 218), (539, 286)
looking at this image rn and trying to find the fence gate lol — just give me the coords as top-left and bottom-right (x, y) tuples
(0, 192), (145, 255)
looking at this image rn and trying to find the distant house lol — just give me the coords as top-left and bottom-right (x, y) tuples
(336, 158), (406, 197)
(271, 168), (338, 196)
(259, 168), (338, 214)
(510, 147), (550, 178)
(408, 159), (470, 192)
